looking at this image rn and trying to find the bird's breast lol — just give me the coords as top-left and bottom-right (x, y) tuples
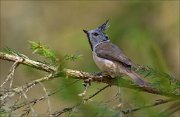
(93, 52), (119, 77)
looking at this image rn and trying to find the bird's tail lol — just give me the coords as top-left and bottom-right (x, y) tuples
(126, 71), (150, 87)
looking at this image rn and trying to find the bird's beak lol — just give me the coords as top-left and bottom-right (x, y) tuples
(83, 29), (88, 34)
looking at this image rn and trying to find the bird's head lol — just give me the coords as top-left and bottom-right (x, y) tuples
(83, 20), (110, 51)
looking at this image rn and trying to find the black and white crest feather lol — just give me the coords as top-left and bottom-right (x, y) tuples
(98, 20), (109, 32)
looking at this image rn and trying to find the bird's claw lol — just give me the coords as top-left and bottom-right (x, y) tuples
(94, 72), (112, 78)
(93, 72), (103, 76)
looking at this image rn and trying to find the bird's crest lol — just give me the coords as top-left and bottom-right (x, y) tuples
(97, 20), (109, 32)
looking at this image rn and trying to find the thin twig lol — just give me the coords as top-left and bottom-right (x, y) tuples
(21, 89), (37, 117)
(0, 58), (22, 88)
(9, 93), (23, 116)
(84, 84), (110, 102)
(10, 80), (80, 111)
(39, 82), (52, 116)
(0, 74), (53, 101)
(122, 98), (177, 114)
(159, 101), (180, 116)
(103, 88), (121, 104)
(51, 84), (110, 116)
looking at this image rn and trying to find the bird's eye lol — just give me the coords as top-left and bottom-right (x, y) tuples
(93, 33), (99, 36)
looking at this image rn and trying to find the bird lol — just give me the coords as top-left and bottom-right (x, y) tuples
(83, 20), (149, 87)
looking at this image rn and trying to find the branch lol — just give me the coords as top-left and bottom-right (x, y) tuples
(0, 52), (180, 99)
(0, 52), (56, 73)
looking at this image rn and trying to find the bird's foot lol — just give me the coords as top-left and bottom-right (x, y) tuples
(94, 72), (112, 78)
(93, 72), (103, 76)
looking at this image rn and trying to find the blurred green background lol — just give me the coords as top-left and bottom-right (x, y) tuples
(0, 1), (179, 116)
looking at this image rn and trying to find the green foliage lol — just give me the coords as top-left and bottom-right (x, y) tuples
(70, 103), (120, 117)
(0, 109), (8, 117)
(58, 78), (82, 103)
(57, 54), (82, 71)
(3, 47), (16, 54)
(3, 47), (28, 58)
(29, 41), (82, 70)
(63, 54), (82, 61)
(29, 41), (58, 64)
(135, 66), (180, 96)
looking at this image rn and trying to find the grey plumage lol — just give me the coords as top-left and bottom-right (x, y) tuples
(83, 20), (149, 86)
(95, 41), (134, 67)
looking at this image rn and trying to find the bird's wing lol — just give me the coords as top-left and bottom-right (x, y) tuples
(95, 42), (134, 67)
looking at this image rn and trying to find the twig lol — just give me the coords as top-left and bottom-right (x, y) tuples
(0, 52), (180, 98)
(0, 74), (53, 101)
(84, 84), (110, 102)
(159, 101), (180, 116)
(0, 58), (22, 88)
(21, 89), (37, 117)
(9, 93), (23, 116)
(51, 84), (110, 117)
(51, 105), (78, 117)
(103, 88), (121, 104)
(10, 80), (80, 111)
(39, 82), (52, 116)
(122, 98), (177, 114)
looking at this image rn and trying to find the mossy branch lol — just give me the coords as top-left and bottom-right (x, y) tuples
(0, 52), (179, 99)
